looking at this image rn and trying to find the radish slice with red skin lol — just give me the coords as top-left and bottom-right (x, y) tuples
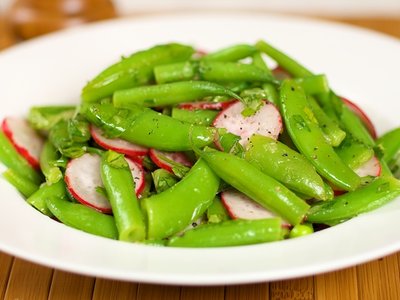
(354, 156), (381, 177)
(221, 189), (290, 227)
(91, 125), (148, 157)
(272, 66), (291, 80)
(178, 100), (235, 111)
(149, 148), (192, 173)
(213, 100), (282, 146)
(65, 153), (145, 213)
(342, 97), (377, 139)
(1, 117), (44, 169)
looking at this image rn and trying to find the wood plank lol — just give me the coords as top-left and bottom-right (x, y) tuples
(0, 252), (13, 299)
(357, 254), (400, 300)
(225, 283), (269, 300)
(4, 258), (53, 300)
(92, 278), (138, 300)
(270, 277), (314, 300)
(48, 270), (95, 300)
(180, 286), (224, 300)
(314, 267), (358, 300)
(136, 283), (180, 300)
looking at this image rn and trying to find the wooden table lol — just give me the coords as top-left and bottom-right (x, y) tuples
(0, 12), (400, 300)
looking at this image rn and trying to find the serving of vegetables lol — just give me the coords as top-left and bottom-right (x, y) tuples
(1, 41), (400, 248)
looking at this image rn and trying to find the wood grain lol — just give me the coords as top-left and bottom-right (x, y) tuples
(225, 283), (269, 300)
(48, 270), (95, 299)
(180, 285), (225, 300)
(0, 252), (13, 299)
(4, 257), (53, 300)
(314, 267), (358, 300)
(92, 278), (138, 299)
(136, 283), (181, 300)
(270, 277), (314, 300)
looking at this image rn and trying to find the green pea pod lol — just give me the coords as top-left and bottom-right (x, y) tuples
(113, 81), (242, 108)
(199, 61), (278, 84)
(289, 223), (314, 239)
(244, 135), (332, 201)
(28, 105), (76, 131)
(82, 43), (195, 102)
(377, 127), (400, 165)
(101, 151), (146, 242)
(307, 176), (400, 223)
(280, 80), (361, 191)
(206, 196), (230, 223)
(252, 51), (272, 76)
(335, 136), (374, 169)
(167, 218), (283, 247)
(141, 159), (220, 240)
(46, 196), (118, 240)
(27, 180), (67, 217)
(84, 103), (217, 151)
(202, 44), (258, 62)
(40, 141), (63, 184)
(0, 131), (42, 184)
(3, 169), (39, 198)
(197, 147), (309, 225)
(295, 75), (330, 95)
(154, 61), (197, 84)
(151, 168), (179, 193)
(171, 108), (219, 126)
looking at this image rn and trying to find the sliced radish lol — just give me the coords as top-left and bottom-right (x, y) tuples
(178, 100), (235, 111)
(65, 153), (145, 213)
(149, 148), (192, 173)
(354, 156), (381, 177)
(213, 100), (282, 146)
(272, 66), (291, 80)
(342, 97), (377, 139)
(221, 189), (290, 227)
(2, 117), (44, 169)
(91, 125), (148, 157)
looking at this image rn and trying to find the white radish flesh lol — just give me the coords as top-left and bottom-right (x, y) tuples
(149, 148), (192, 173)
(2, 117), (44, 169)
(213, 101), (282, 146)
(354, 156), (381, 177)
(91, 125), (148, 157)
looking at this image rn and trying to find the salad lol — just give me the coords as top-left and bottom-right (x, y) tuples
(0, 41), (399, 247)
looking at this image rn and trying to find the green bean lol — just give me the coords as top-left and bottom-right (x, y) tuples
(46, 196), (118, 239)
(256, 40), (313, 78)
(151, 168), (179, 193)
(82, 43), (195, 102)
(3, 169), (39, 198)
(0, 131), (42, 184)
(154, 61), (197, 84)
(28, 106), (76, 131)
(307, 96), (346, 147)
(245, 135), (332, 201)
(84, 103), (217, 151)
(307, 176), (400, 223)
(27, 180), (66, 217)
(206, 196), (230, 223)
(141, 159), (220, 240)
(289, 223), (314, 238)
(113, 81), (241, 108)
(167, 218), (283, 247)
(40, 141), (62, 184)
(201, 44), (257, 62)
(100, 151), (146, 242)
(280, 80), (361, 191)
(171, 108), (218, 126)
(199, 61), (278, 84)
(197, 147), (309, 225)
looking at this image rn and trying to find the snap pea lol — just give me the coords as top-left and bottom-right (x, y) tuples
(28, 105), (76, 131)
(101, 151), (146, 242)
(280, 80), (361, 191)
(206, 196), (230, 223)
(0, 131), (42, 184)
(151, 168), (179, 193)
(244, 135), (332, 200)
(202, 44), (258, 62)
(335, 136), (374, 169)
(252, 51), (272, 76)
(40, 141), (63, 184)
(307, 96), (346, 147)
(141, 159), (220, 240)
(154, 61), (197, 84)
(167, 218), (283, 247)
(199, 61), (278, 84)
(307, 176), (400, 223)
(377, 127), (400, 165)
(113, 81), (241, 108)
(289, 223), (314, 239)
(3, 169), (39, 198)
(295, 75), (330, 96)
(82, 43), (195, 102)
(197, 147), (309, 225)
(27, 180), (66, 217)
(171, 108), (219, 126)
(84, 103), (217, 151)
(46, 196), (118, 240)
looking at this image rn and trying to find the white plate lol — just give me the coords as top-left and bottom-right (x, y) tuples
(0, 13), (399, 285)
